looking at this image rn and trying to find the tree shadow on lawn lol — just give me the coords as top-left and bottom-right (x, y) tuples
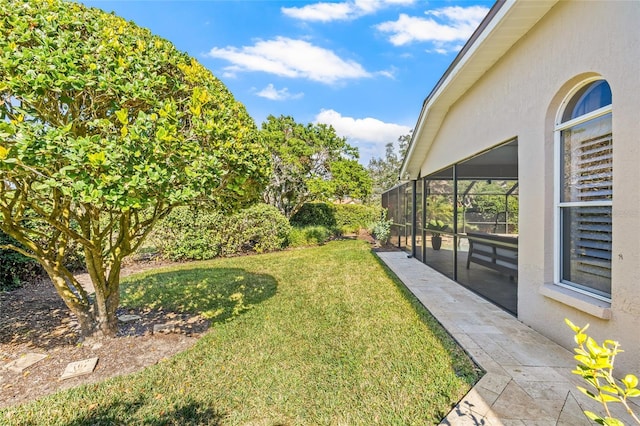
(55, 396), (226, 426)
(120, 267), (278, 325)
(0, 268), (277, 349)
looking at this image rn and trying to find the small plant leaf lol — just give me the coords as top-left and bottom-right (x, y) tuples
(600, 394), (620, 403)
(623, 374), (638, 389)
(88, 151), (106, 166)
(626, 389), (640, 398)
(585, 337), (604, 357)
(576, 332), (588, 345)
(565, 318), (581, 333)
(600, 385), (620, 395)
(577, 386), (598, 400)
(115, 108), (128, 125)
(585, 411), (605, 424)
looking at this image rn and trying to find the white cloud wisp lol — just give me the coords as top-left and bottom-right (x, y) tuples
(282, 0), (415, 22)
(376, 5), (489, 53)
(207, 37), (370, 84)
(256, 84), (304, 101)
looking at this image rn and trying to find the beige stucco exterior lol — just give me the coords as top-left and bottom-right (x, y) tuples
(406, 0), (640, 374)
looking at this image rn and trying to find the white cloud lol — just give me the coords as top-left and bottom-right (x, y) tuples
(315, 109), (412, 162)
(376, 67), (397, 79)
(376, 5), (489, 53)
(207, 37), (370, 84)
(282, 2), (352, 22)
(256, 84), (304, 101)
(282, 0), (415, 22)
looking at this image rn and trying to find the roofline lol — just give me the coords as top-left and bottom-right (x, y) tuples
(400, 0), (558, 180)
(421, 0), (507, 117)
(400, 0), (508, 180)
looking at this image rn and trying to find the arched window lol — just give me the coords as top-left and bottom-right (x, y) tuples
(555, 79), (612, 300)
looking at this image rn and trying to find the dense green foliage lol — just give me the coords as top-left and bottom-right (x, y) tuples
(1, 240), (479, 424)
(333, 204), (382, 233)
(328, 159), (372, 203)
(290, 202), (381, 234)
(147, 202), (381, 261)
(289, 202), (337, 229)
(261, 115), (371, 218)
(149, 204), (291, 261)
(148, 207), (225, 261)
(460, 181), (519, 233)
(0, 0), (269, 336)
(0, 231), (41, 291)
(224, 203), (292, 254)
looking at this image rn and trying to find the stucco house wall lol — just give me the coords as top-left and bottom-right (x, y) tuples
(411, 0), (640, 373)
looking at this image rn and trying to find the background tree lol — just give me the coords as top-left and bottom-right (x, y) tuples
(0, 0), (270, 338)
(367, 133), (410, 203)
(326, 159), (372, 203)
(261, 115), (369, 218)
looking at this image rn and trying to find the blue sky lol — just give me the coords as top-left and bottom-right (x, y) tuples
(80, 0), (494, 164)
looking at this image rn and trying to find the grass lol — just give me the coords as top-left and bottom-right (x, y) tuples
(1, 239), (480, 425)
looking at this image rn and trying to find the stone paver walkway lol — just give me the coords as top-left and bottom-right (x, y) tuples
(376, 251), (637, 425)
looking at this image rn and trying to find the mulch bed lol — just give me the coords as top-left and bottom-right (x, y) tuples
(0, 264), (210, 409)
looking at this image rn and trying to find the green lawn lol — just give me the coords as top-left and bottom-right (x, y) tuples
(1, 239), (480, 425)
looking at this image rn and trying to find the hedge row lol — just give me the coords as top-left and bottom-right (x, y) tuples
(147, 202), (381, 261)
(290, 203), (382, 234)
(148, 203), (292, 261)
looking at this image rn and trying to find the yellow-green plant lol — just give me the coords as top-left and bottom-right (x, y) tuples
(566, 319), (640, 425)
(0, 0), (270, 338)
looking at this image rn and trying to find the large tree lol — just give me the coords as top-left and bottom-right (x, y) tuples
(367, 134), (410, 203)
(0, 0), (270, 338)
(261, 115), (370, 217)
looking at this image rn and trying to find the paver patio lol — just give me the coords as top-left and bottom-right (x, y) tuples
(376, 251), (639, 425)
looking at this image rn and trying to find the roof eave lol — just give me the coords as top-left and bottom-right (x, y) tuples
(400, 0), (558, 180)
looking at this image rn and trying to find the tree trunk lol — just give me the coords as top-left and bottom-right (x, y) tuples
(84, 248), (122, 339)
(47, 270), (97, 337)
(92, 280), (120, 338)
(45, 262), (120, 339)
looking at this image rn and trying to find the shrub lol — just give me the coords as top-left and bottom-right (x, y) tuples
(334, 204), (381, 234)
(221, 204), (291, 255)
(290, 203), (337, 228)
(288, 226), (334, 247)
(0, 231), (42, 291)
(290, 202), (381, 234)
(148, 204), (290, 261)
(1, 0), (270, 337)
(369, 210), (393, 244)
(149, 206), (224, 261)
(566, 319), (640, 425)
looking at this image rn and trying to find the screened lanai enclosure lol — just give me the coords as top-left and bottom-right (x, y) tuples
(382, 140), (519, 314)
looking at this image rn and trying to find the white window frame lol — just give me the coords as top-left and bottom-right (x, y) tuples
(553, 79), (612, 303)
